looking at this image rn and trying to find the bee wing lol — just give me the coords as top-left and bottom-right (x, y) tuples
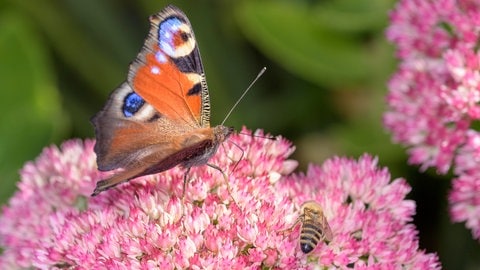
(319, 214), (333, 241)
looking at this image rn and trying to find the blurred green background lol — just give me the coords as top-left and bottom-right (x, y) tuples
(0, 0), (478, 268)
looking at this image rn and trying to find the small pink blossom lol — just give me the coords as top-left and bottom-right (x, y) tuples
(0, 128), (439, 268)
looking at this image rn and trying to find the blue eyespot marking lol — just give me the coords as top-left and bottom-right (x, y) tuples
(123, 92), (145, 117)
(159, 17), (184, 57)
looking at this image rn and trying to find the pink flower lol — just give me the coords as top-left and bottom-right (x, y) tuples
(0, 128), (439, 269)
(449, 131), (480, 240)
(385, 0), (480, 239)
(278, 156), (438, 268)
(385, 0), (480, 173)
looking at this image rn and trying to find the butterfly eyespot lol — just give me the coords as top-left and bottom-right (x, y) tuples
(123, 92), (145, 117)
(159, 17), (195, 58)
(179, 31), (190, 42)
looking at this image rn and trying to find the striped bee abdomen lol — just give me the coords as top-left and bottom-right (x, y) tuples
(300, 221), (324, 253)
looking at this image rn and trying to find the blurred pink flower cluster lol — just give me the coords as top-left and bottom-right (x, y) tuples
(0, 128), (439, 269)
(385, 0), (480, 240)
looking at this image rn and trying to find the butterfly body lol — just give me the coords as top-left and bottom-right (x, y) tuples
(91, 5), (233, 196)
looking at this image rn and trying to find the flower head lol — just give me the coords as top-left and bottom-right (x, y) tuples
(385, 0), (480, 172)
(0, 128), (439, 269)
(449, 131), (480, 240)
(385, 0), (480, 239)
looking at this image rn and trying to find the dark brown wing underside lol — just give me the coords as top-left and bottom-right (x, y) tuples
(92, 138), (214, 196)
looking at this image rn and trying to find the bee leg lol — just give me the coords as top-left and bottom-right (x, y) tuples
(279, 215), (304, 235)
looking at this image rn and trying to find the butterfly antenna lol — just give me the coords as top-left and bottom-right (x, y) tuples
(221, 67), (267, 126)
(239, 132), (277, 140)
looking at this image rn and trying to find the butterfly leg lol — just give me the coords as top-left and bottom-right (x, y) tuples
(206, 163), (239, 207)
(176, 167), (193, 219)
(182, 167), (192, 198)
(222, 140), (244, 173)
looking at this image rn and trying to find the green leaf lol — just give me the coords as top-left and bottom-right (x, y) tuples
(236, 1), (374, 87)
(0, 10), (67, 203)
(313, 0), (394, 32)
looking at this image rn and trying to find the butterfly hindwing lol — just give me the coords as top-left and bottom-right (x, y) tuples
(92, 83), (218, 195)
(92, 82), (176, 171)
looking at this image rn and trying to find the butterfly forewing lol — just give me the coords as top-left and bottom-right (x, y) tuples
(127, 5), (210, 128)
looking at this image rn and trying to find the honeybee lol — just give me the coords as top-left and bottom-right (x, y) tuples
(289, 200), (333, 254)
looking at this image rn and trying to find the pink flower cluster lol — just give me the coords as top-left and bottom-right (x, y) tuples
(384, 0), (480, 240)
(0, 128), (439, 269)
